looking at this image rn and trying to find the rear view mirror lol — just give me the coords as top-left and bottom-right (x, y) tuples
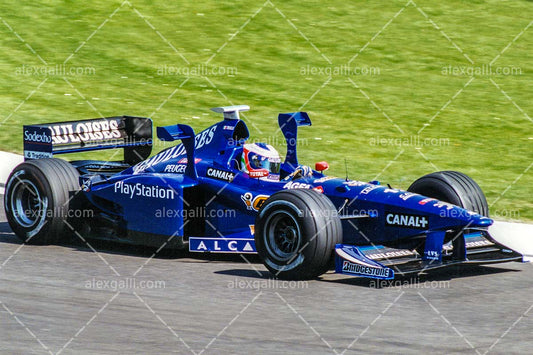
(315, 161), (329, 172)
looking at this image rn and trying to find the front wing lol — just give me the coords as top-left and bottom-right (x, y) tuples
(335, 232), (523, 279)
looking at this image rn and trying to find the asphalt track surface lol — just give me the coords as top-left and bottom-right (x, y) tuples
(1, 196), (532, 354)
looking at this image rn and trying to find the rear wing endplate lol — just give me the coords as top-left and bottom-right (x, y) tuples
(23, 116), (152, 164)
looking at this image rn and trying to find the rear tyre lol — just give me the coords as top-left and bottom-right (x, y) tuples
(408, 171), (489, 216)
(255, 189), (342, 280)
(4, 158), (81, 244)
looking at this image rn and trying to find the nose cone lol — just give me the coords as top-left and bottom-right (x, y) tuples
(465, 211), (493, 227)
(431, 202), (493, 229)
(371, 186), (494, 230)
(333, 182), (494, 231)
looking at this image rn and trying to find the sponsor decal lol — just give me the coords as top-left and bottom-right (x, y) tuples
(360, 185), (379, 194)
(425, 250), (440, 260)
(313, 186), (324, 193)
(223, 125), (234, 130)
(192, 126), (216, 150)
(366, 249), (417, 260)
(24, 150), (53, 159)
(265, 174), (280, 181)
(315, 176), (337, 183)
(114, 181), (175, 199)
(443, 238), (494, 251)
(341, 260), (391, 278)
(418, 198), (435, 205)
(133, 126), (217, 174)
(81, 178), (92, 192)
(80, 164), (121, 170)
(177, 157), (202, 164)
(50, 119), (122, 145)
(399, 192), (417, 200)
(383, 188), (400, 194)
(206, 167), (235, 182)
(385, 212), (428, 229)
(241, 192), (269, 211)
(164, 164), (187, 173)
(343, 180), (366, 187)
(249, 170), (268, 178)
(433, 201), (455, 210)
(283, 181), (312, 189)
(24, 130), (52, 143)
(189, 237), (256, 253)
(163, 158), (201, 174)
(249, 224), (255, 235)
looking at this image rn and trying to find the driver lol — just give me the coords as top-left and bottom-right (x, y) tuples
(241, 143), (281, 180)
(240, 143), (313, 180)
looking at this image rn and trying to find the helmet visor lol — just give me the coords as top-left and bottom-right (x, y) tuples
(248, 153), (280, 174)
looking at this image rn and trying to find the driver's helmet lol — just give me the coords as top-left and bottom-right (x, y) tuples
(241, 143), (281, 180)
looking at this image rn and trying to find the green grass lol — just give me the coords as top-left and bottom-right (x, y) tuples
(0, 0), (531, 220)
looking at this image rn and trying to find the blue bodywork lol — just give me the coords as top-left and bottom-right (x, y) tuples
(23, 106), (523, 279)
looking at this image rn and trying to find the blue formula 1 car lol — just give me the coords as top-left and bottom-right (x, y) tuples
(4, 105), (524, 280)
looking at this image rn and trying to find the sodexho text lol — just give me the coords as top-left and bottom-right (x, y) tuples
(24, 130), (52, 143)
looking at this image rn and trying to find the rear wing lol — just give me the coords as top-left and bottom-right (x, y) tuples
(23, 116), (152, 164)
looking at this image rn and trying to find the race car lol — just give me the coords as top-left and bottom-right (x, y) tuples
(4, 105), (524, 280)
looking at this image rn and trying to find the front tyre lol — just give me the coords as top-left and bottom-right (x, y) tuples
(4, 158), (80, 244)
(407, 170), (489, 216)
(255, 189), (342, 280)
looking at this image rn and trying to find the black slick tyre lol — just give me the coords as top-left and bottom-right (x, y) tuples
(408, 170), (489, 216)
(254, 189), (342, 280)
(4, 158), (81, 244)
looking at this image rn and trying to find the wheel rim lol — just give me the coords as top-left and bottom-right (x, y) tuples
(10, 179), (46, 228)
(264, 210), (301, 262)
